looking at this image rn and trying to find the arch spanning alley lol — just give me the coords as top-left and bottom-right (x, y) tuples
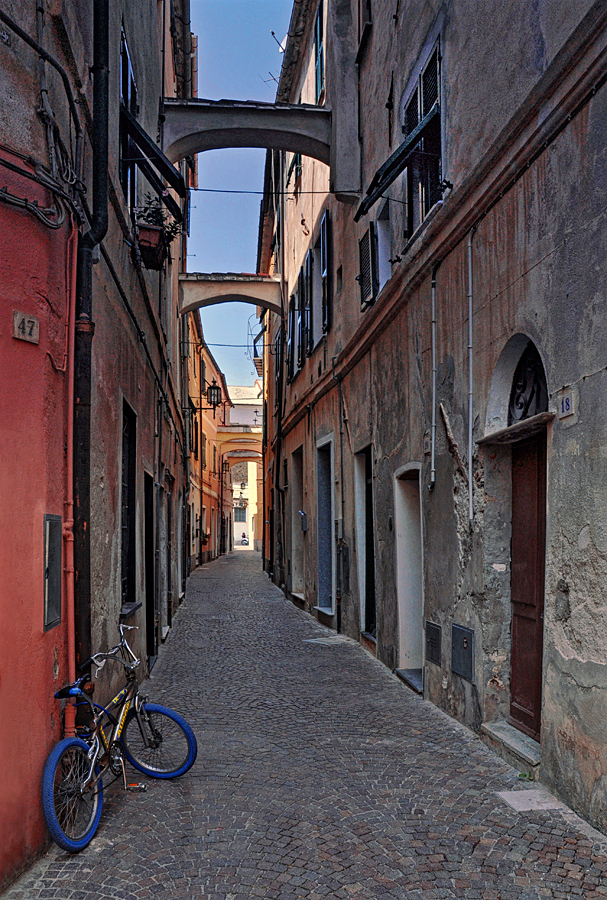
(163, 98), (331, 166)
(179, 273), (282, 318)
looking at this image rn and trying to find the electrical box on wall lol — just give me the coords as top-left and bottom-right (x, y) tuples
(452, 623), (474, 681)
(425, 621), (441, 666)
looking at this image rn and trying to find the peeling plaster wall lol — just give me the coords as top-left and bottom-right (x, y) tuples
(267, 0), (607, 830)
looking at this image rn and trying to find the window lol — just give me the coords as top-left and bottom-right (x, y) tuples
(234, 507), (247, 523)
(314, 0), (325, 104)
(376, 201), (391, 292)
(356, 0), (372, 61)
(201, 431), (207, 469)
(319, 210), (332, 334)
(297, 269), (306, 369)
(402, 45), (441, 237)
(358, 222), (378, 309)
(192, 409), (199, 459)
(43, 515), (62, 631)
(286, 152), (302, 191)
(119, 33), (138, 210)
(287, 297), (295, 381)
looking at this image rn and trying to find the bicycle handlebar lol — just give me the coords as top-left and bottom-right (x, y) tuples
(78, 625), (140, 674)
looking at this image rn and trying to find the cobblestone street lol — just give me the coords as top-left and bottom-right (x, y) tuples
(5, 550), (607, 900)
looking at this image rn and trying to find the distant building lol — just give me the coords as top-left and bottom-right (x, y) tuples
(185, 312), (232, 568)
(217, 383), (263, 552)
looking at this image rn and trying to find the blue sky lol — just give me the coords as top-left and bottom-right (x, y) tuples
(188, 0), (292, 386)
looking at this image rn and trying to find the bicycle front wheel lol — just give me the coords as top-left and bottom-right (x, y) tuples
(121, 703), (197, 778)
(42, 738), (103, 853)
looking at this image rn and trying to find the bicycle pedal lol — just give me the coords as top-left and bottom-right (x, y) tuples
(126, 783), (147, 793)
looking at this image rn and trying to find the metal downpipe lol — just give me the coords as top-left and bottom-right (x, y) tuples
(429, 263), (440, 491)
(467, 230), (475, 525)
(73, 0), (109, 678)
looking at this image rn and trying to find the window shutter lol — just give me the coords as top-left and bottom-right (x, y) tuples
(297, 268), (305, 369)
(358, 222), (378, 309)
(404, 87), (419, 138)
(320, 210), (332, 333)
(315, 0), (325, 102)
(287, 297), (295, 381)
(422, 48), (439, 116)
(305, 250), (313, 354)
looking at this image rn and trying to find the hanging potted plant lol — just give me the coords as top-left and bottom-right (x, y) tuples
(135, 193), (182, 270)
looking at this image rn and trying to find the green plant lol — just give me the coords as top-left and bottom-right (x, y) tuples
(136, 193), (182, 244)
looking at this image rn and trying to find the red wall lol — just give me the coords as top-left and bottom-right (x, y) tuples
(0, 149), (71, 887)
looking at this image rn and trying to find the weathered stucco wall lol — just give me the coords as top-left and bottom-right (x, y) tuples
(267, 0), (607, 831)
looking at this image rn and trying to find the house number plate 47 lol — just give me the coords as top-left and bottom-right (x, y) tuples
(13, 311), (39, 344)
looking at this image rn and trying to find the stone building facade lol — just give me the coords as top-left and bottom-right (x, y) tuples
(186, 310), (232, 568)
(259, 0), (607, 830)
(0, 0), (195, 886)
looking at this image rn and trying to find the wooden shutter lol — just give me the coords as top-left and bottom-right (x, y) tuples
(287, 297), (295, 381)
(297, 269), (305, 369)
(305, 250), (313, 354)
(320, 210), (332, 333)
(358, 222), (378, 309)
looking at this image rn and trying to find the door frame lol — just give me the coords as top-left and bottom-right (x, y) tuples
(508, 431), (547, 741)
(393, 462), (424, 672)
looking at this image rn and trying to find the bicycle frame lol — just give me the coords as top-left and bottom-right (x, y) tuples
(61, 625), (149, 793)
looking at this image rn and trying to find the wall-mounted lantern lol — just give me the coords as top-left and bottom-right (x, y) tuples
(206, 379), (222, 416)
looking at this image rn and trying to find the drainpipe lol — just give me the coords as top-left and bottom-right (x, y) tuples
(62, 219), (79, 736)
(73, 0), (109, 686)
(429, 263), (440, 491)
(467, 230), (475, 525)
(333, 362), (346, 634)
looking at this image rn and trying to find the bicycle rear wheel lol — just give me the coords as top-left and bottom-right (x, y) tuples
(121, 703), (197, 778)
(42, 738), (103, 853)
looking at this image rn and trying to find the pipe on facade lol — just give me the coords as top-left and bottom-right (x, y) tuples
(74, 0), (109, 676)
(0, 7), (83, 177)
(63, 217), (79, 736)
(429, 262), (440, 491)
(467, 229), (475, 525)
(333, 360), (346, 634)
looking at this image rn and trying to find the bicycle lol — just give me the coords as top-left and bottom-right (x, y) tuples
(42, 624), (197, 853)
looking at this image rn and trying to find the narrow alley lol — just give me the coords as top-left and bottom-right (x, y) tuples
(5, 551), (607, 900)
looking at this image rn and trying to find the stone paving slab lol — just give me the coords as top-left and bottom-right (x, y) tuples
(4, 550), (607, 900)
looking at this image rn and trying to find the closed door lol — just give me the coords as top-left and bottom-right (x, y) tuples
(509, 434), (546, 741)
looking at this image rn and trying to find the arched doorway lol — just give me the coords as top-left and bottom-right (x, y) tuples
(483, 336), (551, 741)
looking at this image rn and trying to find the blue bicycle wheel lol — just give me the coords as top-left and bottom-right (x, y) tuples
(121, 703), (197, 778)
(42, 737), (103, 852)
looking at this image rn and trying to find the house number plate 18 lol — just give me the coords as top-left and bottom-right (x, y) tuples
(557, 390), (575, 419)
(13, 311), (39, 344)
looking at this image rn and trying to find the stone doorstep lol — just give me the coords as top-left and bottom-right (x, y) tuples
(395, 668), (424, 695)
(480, 720), (541, 779)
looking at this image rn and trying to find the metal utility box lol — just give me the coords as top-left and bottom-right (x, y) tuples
(452, 624), (474, 682)
(425, 621), (441, 666)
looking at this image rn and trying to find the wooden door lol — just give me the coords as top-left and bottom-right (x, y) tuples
(509, 433), (547, 741)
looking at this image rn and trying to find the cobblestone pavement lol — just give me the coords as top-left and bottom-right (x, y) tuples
(5, 549), (607, 900)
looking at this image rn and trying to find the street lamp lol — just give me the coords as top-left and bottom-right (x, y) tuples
(206, 379), (222, 417)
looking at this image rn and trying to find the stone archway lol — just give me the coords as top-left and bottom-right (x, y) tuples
(481, 335), (550, 743)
